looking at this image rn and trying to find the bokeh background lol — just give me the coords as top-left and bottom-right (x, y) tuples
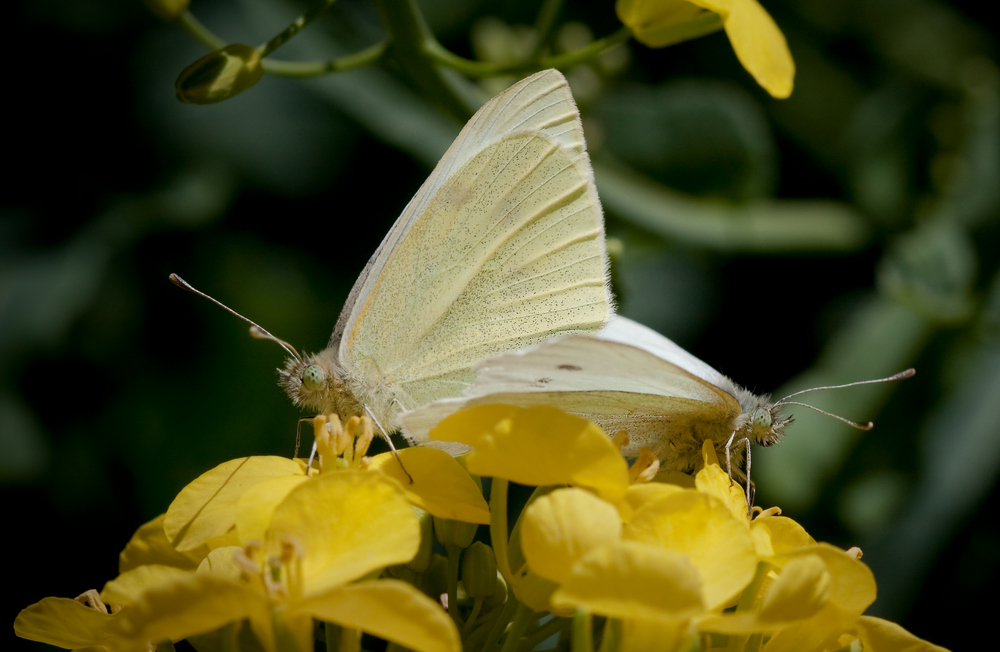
(6, 1), (998, 650)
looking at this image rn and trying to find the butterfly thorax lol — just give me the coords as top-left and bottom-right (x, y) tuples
(730, 384), (790, 447)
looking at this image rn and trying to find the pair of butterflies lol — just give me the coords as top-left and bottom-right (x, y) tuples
(181, 70), (904, 478)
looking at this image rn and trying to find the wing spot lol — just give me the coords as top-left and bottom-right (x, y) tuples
(557, 364), (582, 371)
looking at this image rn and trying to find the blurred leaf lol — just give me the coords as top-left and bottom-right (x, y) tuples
(595, 159), (870, 252)
(594, 80), (777, 199)
(755, 297), (933, 510)
(864, 339), (1000, 618)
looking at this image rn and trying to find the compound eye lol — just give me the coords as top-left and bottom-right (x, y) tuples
(753, 409), (772, 429)
(302, 365), (325, 391)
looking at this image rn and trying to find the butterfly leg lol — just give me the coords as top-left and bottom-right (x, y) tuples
(742, 437), (754, 510)
(365, 405), (414, 484)
(724, 430), (737, 482)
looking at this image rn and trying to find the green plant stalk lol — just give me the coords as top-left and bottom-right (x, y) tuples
(520, 614), (569, 650)
(259, 0), (338, 58)
(262, 40), (388, 77)
(498, 603), (535, 652)
(571, 611), (594, 652)
(481, 597), (520, 652)
(446, 544), (464, 626)
(375, 0), (472, 120)
(423, 26), (633, 78)
(530, 0), (567, 59)
(179, 9), (226, 50)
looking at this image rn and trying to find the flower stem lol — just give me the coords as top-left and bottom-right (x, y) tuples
(423, 26), (633, 78)
(445, 544), (464, 627)
(261, 40), (388, 77)
(178, 9), (226, 50)
(571, 611), (593, 652)
(489, 478), (514, 586)
(499, 602), (535, 652)
(462, 598), (484, 637)
(258, 0), (337, 58)
(530, 0), (566, 59)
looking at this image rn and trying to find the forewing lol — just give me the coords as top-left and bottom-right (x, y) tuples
(332, 69), (598, 349)
(338, 72), (610, 415)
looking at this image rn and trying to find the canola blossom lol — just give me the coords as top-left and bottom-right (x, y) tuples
(16, 407), (947, 651)
(616, 0), (795, 97)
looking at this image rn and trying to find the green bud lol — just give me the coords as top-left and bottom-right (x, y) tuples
(433, 515), (478, 549)
(175, 44), (263, 105)
(143, 0), (189, 22)
(461, 541), (497, 600)
(406, 508), (434, 573)
(423, 554), (449, 600)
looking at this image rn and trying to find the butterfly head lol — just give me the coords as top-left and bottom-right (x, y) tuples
(741, 393), (791, 447)
(279, 349), (342, 413)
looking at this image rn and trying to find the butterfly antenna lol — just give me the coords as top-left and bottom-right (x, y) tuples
(169, 273), (301, 362)
(775, 401), (874, 430)
(777, 368), (915, 402)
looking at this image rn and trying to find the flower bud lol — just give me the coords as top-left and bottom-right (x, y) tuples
(175, 44), (262, 104)
(406, 508), (435, 573)
(143, 0), (189, 22)
(433, 515), (478, 549)
(461, 541), (497, 600)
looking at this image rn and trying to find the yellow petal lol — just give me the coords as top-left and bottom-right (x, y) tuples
(235, 475), (310, 544)
(197, 546), (246, 583)
(689, 0), (794, 97)
(14, 597), (119, 649)
(619, 618), (694, 652)
(368, 447), (490, 524)
(164, 456), (304, 551)
(119, 514), (207, 572)
(430, 405), (629, 503)
(296, 580), (460, 652)
(623, 481), (686, 518)
(757, 554), (831, 622)
(112, 574), (267, 651)
(750, 515), (815, 558)
(266, 471), (419, 595)
(101, 565), (193, 607)
(512, 568), (563, 614)
(624, 490), (757, 609)
(520, 488), (623, 585)
(694, 440), (749, 524)
(551, 540), (705, 620)
(778, 544), (875, 614)
(616, 0), (709, 46)
(853, 615), (951, 652)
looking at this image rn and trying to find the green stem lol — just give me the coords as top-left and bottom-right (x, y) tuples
(530, 0), (566, 59)
(489, 478), (513, 586)
(339, 627), (361, 652)
(258, 0), (338, 58)
(596, 618), (620, 652)
(423, 26), (633, 78)
(178, 9), (226, 50)
(261, 40), (388, 77)
(446, 544), (464, 627)
(481, 597), (520, 652)
(519, 615), (569, 651)
(325, 622), (341, 652)
(498, 603), (535, 652)
(375, 0), (471, 120)
(571, 611), (593, 652)
(462, 598), (484, 637)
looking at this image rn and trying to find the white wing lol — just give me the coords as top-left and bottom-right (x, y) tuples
(332, 70), (612, 431)
(400, 335), (741, 460)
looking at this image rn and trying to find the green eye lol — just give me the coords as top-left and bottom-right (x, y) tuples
(753, 410), (772, 429)
(302, 365), (325, 391)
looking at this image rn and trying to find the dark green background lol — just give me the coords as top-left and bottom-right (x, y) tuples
(6, 1), (997, 650)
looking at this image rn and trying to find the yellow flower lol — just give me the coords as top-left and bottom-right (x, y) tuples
(104, 471), (459, 652)
(616, 0), (795, 98)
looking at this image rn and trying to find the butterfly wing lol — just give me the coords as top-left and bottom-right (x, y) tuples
(400, 335), (742, 463)
(334, 70), (612, 431)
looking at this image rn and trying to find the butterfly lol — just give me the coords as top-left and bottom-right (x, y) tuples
(401, 315), (914, 479)
(174, 69), (613, 445)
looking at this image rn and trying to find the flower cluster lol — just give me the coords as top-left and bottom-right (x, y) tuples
(16, 407), (948, 651)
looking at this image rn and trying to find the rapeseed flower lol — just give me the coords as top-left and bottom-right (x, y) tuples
(617, 0), (795, 97)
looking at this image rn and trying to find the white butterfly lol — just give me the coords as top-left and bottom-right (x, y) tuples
(267, 70), (613, 438)
(401, 316), (913, 477)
